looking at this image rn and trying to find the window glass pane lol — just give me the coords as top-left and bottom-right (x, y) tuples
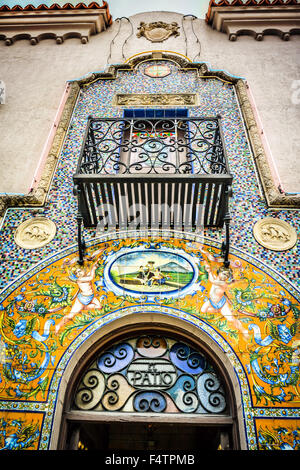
(123, 109), (188, 119)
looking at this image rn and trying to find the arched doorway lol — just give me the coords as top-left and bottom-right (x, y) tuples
(56, 316), (244, 450)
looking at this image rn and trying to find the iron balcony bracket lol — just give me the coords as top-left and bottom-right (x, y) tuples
(221, 184), (232, 268)
(77, 215), (85, 265)
(75, 186), (86, 265)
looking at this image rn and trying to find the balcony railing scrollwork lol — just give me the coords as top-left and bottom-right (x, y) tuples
(73, 116), (233, 265)
(78, 117), (229, 176)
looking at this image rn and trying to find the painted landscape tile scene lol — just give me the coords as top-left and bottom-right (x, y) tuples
(109, 250), (195, 293)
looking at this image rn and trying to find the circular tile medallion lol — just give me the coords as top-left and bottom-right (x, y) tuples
(14, 217), (57, 249)
(144, 65), (171, 78)
(253, 218), (297, 251)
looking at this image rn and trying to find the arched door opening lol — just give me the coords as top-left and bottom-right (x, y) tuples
(57, 324), (243, 450)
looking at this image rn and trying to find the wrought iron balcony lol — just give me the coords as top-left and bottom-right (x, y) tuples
(73, 115), (232, 265)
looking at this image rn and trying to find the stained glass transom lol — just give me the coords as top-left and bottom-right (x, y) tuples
(73, 336), (228, 414)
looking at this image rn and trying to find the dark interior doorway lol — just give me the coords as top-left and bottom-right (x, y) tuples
(66, 421), (232, 451)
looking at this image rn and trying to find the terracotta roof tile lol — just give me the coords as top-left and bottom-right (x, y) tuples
(0, 1), (111, 13)
(206, 0), (300, 22)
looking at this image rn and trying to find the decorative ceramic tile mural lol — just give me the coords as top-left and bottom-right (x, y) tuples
(255, 418), (300, 451)
(0, 60), (299, 449)
(0, 411), (43, 450)
(0, 234), (299, 448)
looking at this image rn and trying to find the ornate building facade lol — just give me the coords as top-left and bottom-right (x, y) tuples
(0, 0), (299, 451)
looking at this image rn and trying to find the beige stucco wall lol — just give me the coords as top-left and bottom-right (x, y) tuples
(0, 10), (299, 194)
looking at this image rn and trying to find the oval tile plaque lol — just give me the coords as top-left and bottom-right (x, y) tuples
(108, 249), (195, 295)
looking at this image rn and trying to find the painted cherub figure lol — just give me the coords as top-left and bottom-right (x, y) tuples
(201, 264), (250, 341)
(55, 247), (106, 333)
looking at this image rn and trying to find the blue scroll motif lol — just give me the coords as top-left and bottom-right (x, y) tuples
(167, 375), (199, 413)
(97, 343), (134, 373)
(249, 323), (294, 346)
(4, 319), (55, 384)
(250, 358), (297, 387)
(133, 391), (167, 412)
(197, 372), (226, 413)
(169, 342), (206, 375)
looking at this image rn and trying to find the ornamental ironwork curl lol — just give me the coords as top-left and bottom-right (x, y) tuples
(133, 391), (167, 412)
(78, 117), (228, 175)
(73, 336), (228, 415)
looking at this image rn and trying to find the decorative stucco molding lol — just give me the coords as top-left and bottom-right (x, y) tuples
(206, 4), (300, 41)
(0, 52), (298, 225)
(137, 21), (180, 43)
(235, 79), (300, 208)
(0, 81), (80, 223)
(0, 2), (112, 45)
(71, 52), (241, 88)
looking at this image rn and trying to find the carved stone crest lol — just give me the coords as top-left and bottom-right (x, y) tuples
(137, 21), (180, 43)
(253, 218), (297, 251)
(14, 217), (56, 249)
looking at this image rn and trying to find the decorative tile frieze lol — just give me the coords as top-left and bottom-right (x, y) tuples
(113, 92), (198, 106)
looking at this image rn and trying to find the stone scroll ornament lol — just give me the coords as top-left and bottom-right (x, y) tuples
(137, 21), (180, 43)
